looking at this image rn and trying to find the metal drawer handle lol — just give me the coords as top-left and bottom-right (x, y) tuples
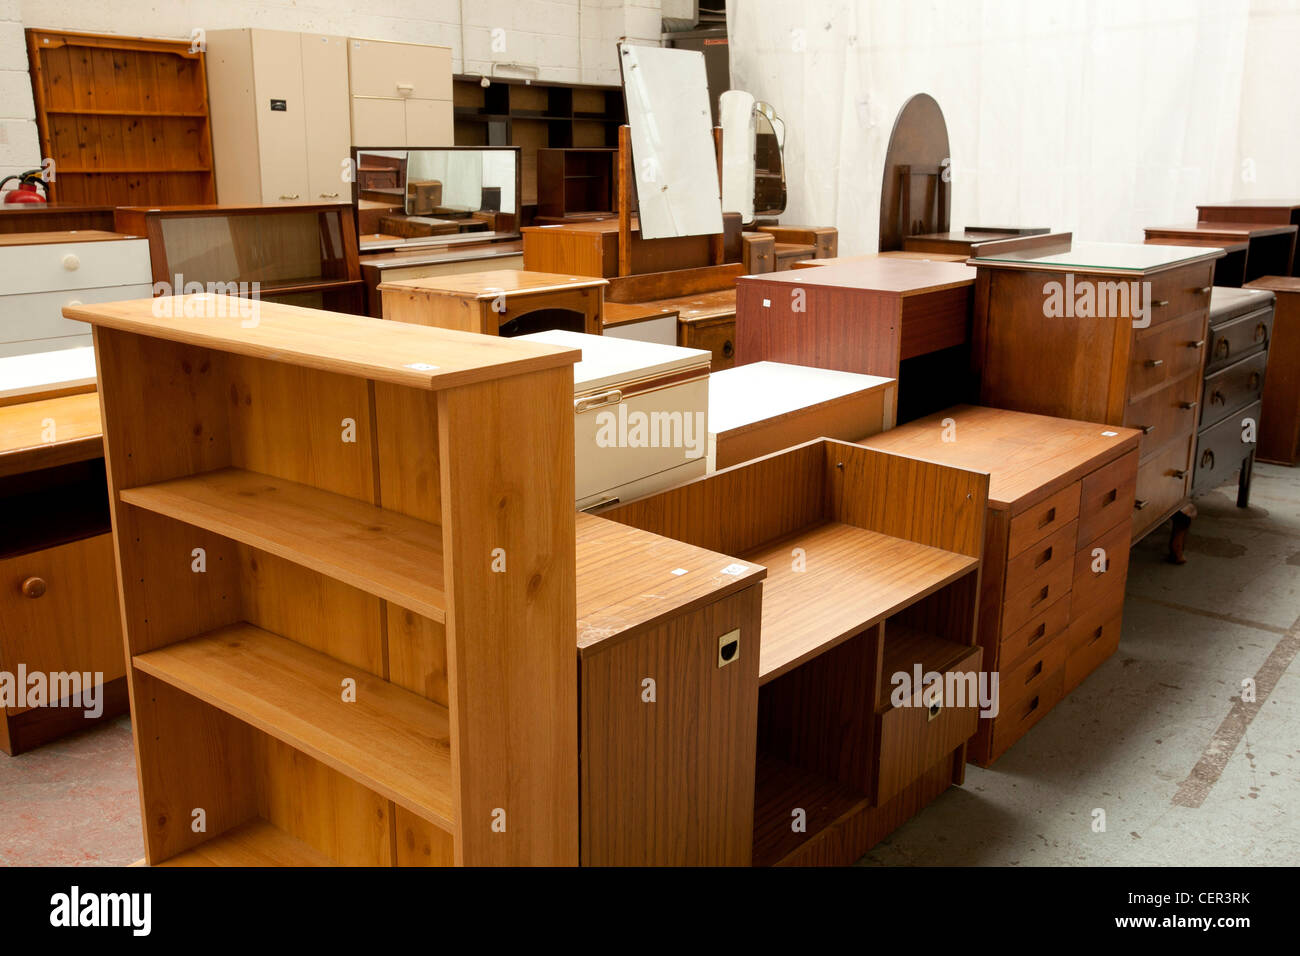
(279, 193), (300, 200)
(1180, 401), (1198, 410)
(1215, 340), (1230, 359)
(1152, 299), (1170, 308)
(578, 494), (620, 513)
(319, 192), (340, 199)
(21, 576), (46, 598)
(1197, 286), (1212, 294)
(1137, 423), (1154, 434)
(1145, 358), (1164, 368)
(575, 389), (623, 413)
(1189, 339), (1205, 348)
(1135, 498), (1149, 510)
(1201, 449), (1215, 469)
(1211, 390), (1225, 406)
(1255, 322), (1268, 342)
(1248, 372), (1262, 390)
(1171, 469), (1187, 479)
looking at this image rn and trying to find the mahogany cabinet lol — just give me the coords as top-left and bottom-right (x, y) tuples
(1245, 276), (1300, 464)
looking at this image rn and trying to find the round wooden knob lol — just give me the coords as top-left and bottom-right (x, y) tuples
(61, 253), (80, 271)
(21, 576), (46, 598)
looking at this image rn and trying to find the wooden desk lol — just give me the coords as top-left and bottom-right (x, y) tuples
(1143, 221), (1297, 286)
(735, 257), (977, 422)
(972, 238), (1221, 556)
(357, 240), (524, 317)
(861, 406), (1141, 765)
(0, 389), (126, 755)
(521, 218), (712, 278)
(379, 269), (605, 336)
(604, 438), (988, 865)
(1198, 200), (1300, 275)
(1245, 275), (1300, 464)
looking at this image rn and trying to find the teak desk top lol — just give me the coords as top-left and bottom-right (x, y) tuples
(62, 295), (579, 390)
(1143, 221), (1299, 241)
(377, 270), (607, 300)
(1245, 275), (1300, 294)
(860, 404), (1141, 510)
(743, 257), (975, 296)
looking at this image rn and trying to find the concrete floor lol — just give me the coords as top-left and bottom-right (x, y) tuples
(2, 467), (1297, 867)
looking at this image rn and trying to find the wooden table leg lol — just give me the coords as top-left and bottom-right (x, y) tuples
(1237, 452), (1255, 508)
(1168, 503), (1197, 564)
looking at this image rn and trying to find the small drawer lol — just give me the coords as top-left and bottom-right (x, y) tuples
(1000, 630), (1070, 713)
(0, 239), (152, 296)
(1071, 520), (1132, 615)
(1000, 560), (1073, 639)
(989, 667), (1065, 760)
(679, 316), (736, 371)
(1063, 610), (1123, 695)
(1004, 519), (1078, 602)
(1133, 434), (1193, 539)
(1201, 352), (1267, 429)
(1192, 400), (1263, 496)
(0, 284), (155, 349)
(874, 643), (983, 805)
(1007, 482), (1081, 557)
(1000, 593), (1071, 672)
(1077, 449), (1139, 544)
(1206, 305), (1273, 373)
(1128, 312), (1207, 400)
(1124, 374), (1200, 461)
(1141, 262), (1215, 329)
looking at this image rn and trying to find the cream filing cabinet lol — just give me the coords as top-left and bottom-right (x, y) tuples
(347, 38), (454, 146)
(0, 233), (152, 357)
(518, 330), (711, 511)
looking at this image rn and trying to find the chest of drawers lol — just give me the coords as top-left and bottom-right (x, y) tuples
(972, 237), (1220, 553)
(861, 405), (1141, 765)
(1244, 276), (1300, 465)
(0, 231), (151, 357)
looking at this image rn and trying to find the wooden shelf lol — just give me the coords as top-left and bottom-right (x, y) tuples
(59, 167), (212, 174)
(120, 467), (447, 622)
(751, 752), (869, 867)
(158, 818), (336, 867)
(46, 108), (207, 117)
(877, 623), (976, 712)
(742, 521), (978, 683)
(135, 623), (455, 830)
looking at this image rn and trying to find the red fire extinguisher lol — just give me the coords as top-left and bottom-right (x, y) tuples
(1, 170), (49, 204)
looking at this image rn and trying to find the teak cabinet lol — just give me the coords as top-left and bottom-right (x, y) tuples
(604, 438), (989, 865)
(862, 406), (1141, 765)
(72, 295), (581, 866)
(972, 239), (1221, 548)
(204, 30), (352, 204)
(26, 30), (216, 206)
(1245, 276), (1300, 464)
(347, 38), (453, 146)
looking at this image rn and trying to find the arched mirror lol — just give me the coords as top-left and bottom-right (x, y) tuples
(720, 93), (787, 223)
(753, 101), (787, 218)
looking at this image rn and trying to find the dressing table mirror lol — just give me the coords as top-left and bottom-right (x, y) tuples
(720, 92), (788, 223)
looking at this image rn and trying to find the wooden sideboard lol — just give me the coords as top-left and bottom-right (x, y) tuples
(1245, 275), (1300, 464)
(861, 406), (1141, 765)
(971, 237), (1221, 558)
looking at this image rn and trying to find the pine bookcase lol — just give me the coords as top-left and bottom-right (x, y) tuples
(70, 294), (581, 866)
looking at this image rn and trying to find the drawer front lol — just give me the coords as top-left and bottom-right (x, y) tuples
(1063, 610), (1123, 695)
(1142, 263), (1214, 329)
(0, 534), (125, 716)
(1077, 449), (1139, 544)
(0, 239), (151, 296)
(1004, 519), (1078, 602)
(1072, 520), (1132, 616)
(1206, 305), (1273, 373)
(1124, 374), (1200, 461)
(875, 644), (982, 805)
(999, 629), (1070, 714)
(1001, 560), (1073, 639)
(0, 284), (155, 351)
(574, 377), (709, 500)
(989, 668), (1064, 759)
(1128, 311), (1207, 400)
(1201, 351), (1267, 428)
(1193, 400), (1262, 495)
(1007, 482), (1081, 557)
(679, 317), (736, 371)
(1133, 434), (1193, 538)
(1000, 593), (1071, 672)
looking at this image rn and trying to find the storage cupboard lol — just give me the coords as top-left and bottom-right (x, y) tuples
(348, 39), (453, 146)
(204, 30), (352, 204)
(1245, 276), (1300, 464)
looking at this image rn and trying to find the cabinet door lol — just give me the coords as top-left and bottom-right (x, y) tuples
(251, 30), (309, 202)
(300, 33), (353, 200)
(348, 38), (452, 101)
(351, 97), (406, 145)
(405, 99), (454, 146)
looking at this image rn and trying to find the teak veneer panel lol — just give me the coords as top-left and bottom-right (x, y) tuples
(120, 468), (448, 622)
(158, 818), (336, 867)
(135, 625), (454, 830)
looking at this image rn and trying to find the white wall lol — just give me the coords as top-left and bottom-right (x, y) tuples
(0, 0), (663, 180)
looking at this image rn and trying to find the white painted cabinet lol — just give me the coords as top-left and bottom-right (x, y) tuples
(347, 38), (454, 146)
(205, 30), (352, 204)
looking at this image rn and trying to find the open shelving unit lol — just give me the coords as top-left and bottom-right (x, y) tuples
(74, 295), (581, 866)
(605, 438), (989, 866)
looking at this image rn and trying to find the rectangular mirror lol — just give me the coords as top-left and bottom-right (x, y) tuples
(350, 146), (521, 250)
(618, 43), (723, 240)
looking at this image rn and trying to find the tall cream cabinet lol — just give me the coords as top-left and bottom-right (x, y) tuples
(347, 38), (453, 145)
(206, 30), (352, 204)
